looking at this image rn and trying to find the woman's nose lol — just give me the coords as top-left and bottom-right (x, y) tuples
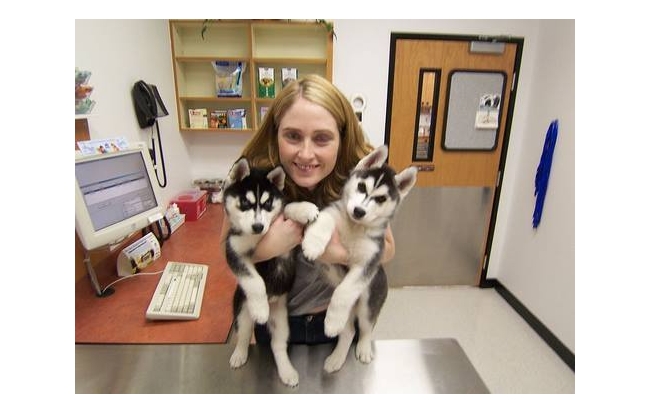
(297, 139), (314, 158)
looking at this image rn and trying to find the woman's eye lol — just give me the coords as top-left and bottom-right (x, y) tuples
(314, 135), (332, 145)
(357, 183), (366, 193)
(285, 132), (300, 141)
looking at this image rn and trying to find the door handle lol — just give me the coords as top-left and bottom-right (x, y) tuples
(411, 164), (435, 172)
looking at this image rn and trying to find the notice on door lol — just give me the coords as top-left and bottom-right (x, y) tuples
(475, 93), (500, 129)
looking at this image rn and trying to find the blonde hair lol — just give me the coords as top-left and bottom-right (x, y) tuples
(241, 74), (373, 206)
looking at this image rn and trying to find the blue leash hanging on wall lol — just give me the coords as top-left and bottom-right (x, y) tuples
(533, 119), (559, 228)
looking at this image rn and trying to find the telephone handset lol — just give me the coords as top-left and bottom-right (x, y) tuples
(131, 80), (169, 188)
(132, 80), (168, 128)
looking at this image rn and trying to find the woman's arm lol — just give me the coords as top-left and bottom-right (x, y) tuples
(220, 213), (305, 263)
(252, 215), (305, 262)
(219, 217), (230, 255)
(317, 224), (396, 265)
(222, 213), (397, 265)
(382, 224), (396, 264)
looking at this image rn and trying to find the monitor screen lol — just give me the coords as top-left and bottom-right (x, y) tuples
(75, 144), (164, 251)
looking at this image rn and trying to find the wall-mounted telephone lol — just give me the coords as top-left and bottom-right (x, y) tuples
(131, 80), (169, 188)
(132, 80), (169, 128)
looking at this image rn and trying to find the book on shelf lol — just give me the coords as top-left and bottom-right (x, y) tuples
(258, 67), (275, 98)
(210, 109), (228, 129)
(260, 106), (269, 123)
(227, 108), (247, 129)
(189, 108), (208, 129)
(213, 61), (246, 97)
(281, 67), (298, 88)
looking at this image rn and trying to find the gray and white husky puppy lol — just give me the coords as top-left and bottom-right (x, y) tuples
(301, 145), (417, 373)
(222, 157), (318, 387)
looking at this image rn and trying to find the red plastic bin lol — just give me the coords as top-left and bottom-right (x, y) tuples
(170, 190), (207, 221)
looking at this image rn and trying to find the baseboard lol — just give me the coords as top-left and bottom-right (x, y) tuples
(482, 279), (575, 371)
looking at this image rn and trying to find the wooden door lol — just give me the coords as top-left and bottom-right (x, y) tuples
(384, 34), (523, 286)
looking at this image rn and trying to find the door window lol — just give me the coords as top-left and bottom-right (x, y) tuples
(412, 69), (441, 161)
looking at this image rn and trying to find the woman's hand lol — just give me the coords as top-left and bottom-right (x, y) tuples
(252, 213), (305, 262)
(316, 225), (396, 265)
(317, 228), (349, 265)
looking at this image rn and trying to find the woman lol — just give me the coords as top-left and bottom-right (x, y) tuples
(221, 74), (395, 343)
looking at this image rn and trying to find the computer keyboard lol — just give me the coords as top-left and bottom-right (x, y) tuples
(145, 261), (208, 320)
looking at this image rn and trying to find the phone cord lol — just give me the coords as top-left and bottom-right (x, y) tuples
(152, 119), (167, 188)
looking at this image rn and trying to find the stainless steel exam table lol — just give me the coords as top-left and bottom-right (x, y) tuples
(76, 338), (489, 393)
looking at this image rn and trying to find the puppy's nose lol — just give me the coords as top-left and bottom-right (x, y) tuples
(252, 223), (264, 234)
(353, 207), (366, 219)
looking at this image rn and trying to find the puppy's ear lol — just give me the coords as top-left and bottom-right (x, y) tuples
(266, 165), (286, 191)
(223, 157), (250, 191)
(395, 166), (418, 199)
(354, 145), (388, 171)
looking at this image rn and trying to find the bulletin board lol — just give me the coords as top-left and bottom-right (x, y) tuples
(442, 70), (506, 151)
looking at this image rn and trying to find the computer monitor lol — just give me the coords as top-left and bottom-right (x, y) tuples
(75, 143), (165, 251)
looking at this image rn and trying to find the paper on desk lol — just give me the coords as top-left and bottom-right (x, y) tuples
(117, 232), (162, 277)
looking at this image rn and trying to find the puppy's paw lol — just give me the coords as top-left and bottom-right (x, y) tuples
(229, 347), (249, 368)
(284, 202), (319, 225)
(355, 340), (374, 364)
(323, 352), (346, 373)
(303, 202), (320, 223)
(246, 298), (269, 324)
(277, 365), (299, 387)
(301, 233), (328, 261)
(324, 308), (347, 337)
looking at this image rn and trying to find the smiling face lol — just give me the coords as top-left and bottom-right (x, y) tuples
(277, 96), (341, 191)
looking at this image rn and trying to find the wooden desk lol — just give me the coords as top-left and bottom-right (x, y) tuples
(76, 338), (489, 393)
(75, 204), (236, 344)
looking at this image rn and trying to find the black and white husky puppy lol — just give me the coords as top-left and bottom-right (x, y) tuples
(222, 158), (318, 387)
(301, 145), (417, 373)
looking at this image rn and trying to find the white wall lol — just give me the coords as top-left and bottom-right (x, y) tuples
(75, 19), (191, 206)
(75, 19), (574, 353)
(488, 20), (575, 352)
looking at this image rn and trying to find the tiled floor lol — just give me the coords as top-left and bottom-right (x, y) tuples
(371, 286), (575, 394)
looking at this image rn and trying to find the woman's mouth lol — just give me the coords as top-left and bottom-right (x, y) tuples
(294, 163), (318, 172)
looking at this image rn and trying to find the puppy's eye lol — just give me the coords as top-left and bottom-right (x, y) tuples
(262, 198), (273, 210)
(357, 183), (366, 193)
(240, 198), (252, 209)
(374, 196), (386, 204)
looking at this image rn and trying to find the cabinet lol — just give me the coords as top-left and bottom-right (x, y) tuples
(169, 20), (333, 132)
